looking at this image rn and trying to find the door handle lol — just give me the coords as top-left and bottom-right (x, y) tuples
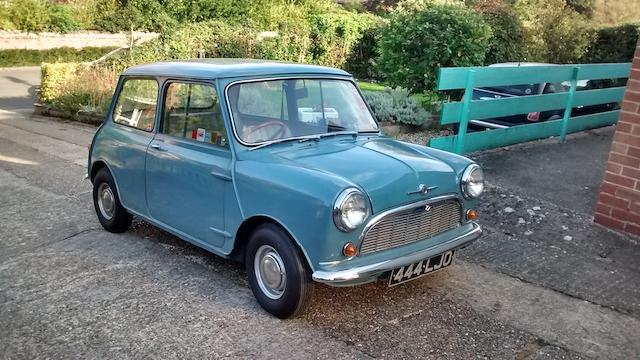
(150, 143), (166, 151)
(210, 170), (232, 181)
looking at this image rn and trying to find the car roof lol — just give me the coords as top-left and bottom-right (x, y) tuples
(488, 62), (557, 67)
(122, 59), (351, 79)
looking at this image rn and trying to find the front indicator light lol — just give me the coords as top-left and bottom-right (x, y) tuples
(466, 209), (478, 221)
(343, 242), (357, 257)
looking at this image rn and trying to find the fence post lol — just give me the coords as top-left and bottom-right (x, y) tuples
(455, 70), (476, 154)
(559, 66), (580, 142)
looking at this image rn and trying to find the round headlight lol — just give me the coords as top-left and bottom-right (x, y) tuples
(333, 188), (369, 232)
(461, 164), (484, 198)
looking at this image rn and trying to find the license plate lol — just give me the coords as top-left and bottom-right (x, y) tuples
(388, 250), (455, 287)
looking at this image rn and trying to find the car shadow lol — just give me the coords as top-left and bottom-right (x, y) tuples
(129, 216), (458, 320)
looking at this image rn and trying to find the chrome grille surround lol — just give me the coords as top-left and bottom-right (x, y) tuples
(359, 195), (463, 256)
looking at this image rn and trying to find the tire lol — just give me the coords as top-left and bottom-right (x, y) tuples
(92, 168), (132, 233)
(246, 223), (314, 319)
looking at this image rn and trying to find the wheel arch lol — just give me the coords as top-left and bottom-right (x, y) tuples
(230, 215), (315, 272)
(90, 160), (123, 202)
(90, 160), (109, 183)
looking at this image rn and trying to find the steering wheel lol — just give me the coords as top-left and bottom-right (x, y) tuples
(245, 120), (288, 141)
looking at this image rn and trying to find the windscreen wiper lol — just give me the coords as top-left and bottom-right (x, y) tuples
(249, 131), (359, 151)
(248, 136), (312, 151)
(297, 131), (358, 143)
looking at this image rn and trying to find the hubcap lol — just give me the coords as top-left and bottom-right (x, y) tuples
(254, 245), (286, 300)
(97, 183), (115, 220)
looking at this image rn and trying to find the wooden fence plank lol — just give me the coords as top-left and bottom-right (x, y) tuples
(437, 63), (632, 91)
(429, 110), (620, 153)
(573, 87), (626, 107)
(440, 93), (568, 124)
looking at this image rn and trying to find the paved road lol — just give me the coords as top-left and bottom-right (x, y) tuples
(1, 67), (639, 359)
(0, 67), (40, 113)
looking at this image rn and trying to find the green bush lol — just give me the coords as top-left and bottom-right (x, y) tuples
(113, 21), (265, 67)
(91, 0), (178, 33)
(472, 0), (526, 64)
(566, 0), (595, 17)
(90, 0), (124, 32)
(584, 23), (640, 63)
(40, 63), (80, 103)
(41, 62), (117, 115)
(307, 12), (377, 68)
(0, 3), (15, 30)
(512, 0), (595, 63)
(107, 10), (380, 70)
(9, 0), (51, 32)
(542, 9), (595, 63)
(362, 87), (435, 127)
(344, 19), (388, 80)
(49, 5), (82, 33)
(512, 0), (563, 61)
(0, 47), (117, 68)
(377, 3), (492, 93)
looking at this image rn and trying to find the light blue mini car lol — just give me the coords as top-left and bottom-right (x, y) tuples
(88, 59), (483, 318)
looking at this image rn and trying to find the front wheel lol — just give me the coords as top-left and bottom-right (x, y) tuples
(246, 224), (314, 319)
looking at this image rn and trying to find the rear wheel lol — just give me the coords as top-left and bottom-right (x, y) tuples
(246, 223), (314, 319)
(92, 168), (132, 233)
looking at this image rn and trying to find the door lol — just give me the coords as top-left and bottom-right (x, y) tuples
(105, 77), (159, 216)
(145, 81), (232, 249)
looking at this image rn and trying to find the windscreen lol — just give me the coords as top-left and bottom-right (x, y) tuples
(227, 78), (379, 144)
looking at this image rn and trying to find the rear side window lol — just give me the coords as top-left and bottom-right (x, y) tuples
(112, 78), (158, 132)
(483, 84), (539, 96)
(162, 82), (227, 147)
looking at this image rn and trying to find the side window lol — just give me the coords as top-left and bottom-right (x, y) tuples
(543, 82), (567, 94)
(162, 82), (228, 147)
(113, 78), (158, 131)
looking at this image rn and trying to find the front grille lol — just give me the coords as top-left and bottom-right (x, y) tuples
(359, 199), (462, 255)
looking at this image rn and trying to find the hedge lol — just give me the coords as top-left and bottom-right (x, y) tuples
(0, 47), (116, 68)
(583, 23), (640, 63)
(472, 0), (526, 64)
(40, 62), (116, 116)
(40, 12), (380, 118)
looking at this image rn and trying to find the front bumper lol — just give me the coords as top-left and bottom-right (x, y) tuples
(312, 222), (482, 286)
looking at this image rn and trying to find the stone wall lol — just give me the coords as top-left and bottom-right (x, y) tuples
(0, 31), (158, 50)
(594, 38), (640, 236)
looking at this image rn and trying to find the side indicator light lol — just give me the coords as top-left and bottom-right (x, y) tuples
(466, 209), (478, 220)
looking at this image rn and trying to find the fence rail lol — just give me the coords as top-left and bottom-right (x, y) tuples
(428, 63), (632, 154)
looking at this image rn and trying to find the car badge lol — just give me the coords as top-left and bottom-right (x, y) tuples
(407, 184), (438, 195)
(424, 204), (432, 212)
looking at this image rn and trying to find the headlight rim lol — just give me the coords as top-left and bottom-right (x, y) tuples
(461, 164), (484, 199)
(333, 188), (369, 232)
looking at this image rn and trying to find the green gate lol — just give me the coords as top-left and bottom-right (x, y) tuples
(428, 63), (632, 154)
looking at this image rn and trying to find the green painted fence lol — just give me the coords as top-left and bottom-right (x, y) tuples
(428, 63), (632, 154)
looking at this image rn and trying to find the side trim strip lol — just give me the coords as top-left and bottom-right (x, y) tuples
(209, 226), (232, 238)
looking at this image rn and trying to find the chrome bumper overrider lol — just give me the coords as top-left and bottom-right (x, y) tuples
(312, 222), (482, 286)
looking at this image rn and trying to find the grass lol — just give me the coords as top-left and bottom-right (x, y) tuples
(357, 81), (386, 92)
(0, 47), (117, 67)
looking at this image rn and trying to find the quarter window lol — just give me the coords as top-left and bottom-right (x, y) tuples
(162, 82), (227, 147)
(113, 78), (158, 131)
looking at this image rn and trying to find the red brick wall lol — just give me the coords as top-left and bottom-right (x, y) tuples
(595, 40), (640, 236)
